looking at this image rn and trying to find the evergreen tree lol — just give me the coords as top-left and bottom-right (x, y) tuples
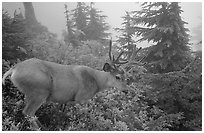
(85, 2), (110, 40)
(23, 2), (38, 26)
(2, 10), (29, 62)
(132, 2), (191, 73)
(23, 2), (48, 35)
(64, 4), (80, 48)
(71, 2), (88, 40)
(115, 11), (136, 58)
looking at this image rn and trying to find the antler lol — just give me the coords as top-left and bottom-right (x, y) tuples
(109, 39), (128, 65)
(127, 45), (146, 66)
(108, 38), (147, 66)
(109, 39), (113, 61)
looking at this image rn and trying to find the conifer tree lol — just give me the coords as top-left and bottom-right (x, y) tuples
(71, 2), (88, 40)
(23, 2), (38, 25)
(132, 2), (191, 73)
(64, 4), (80, 48)
(115, 11), (136, 58)
(85, 2), (110, 40)
(2, 10), (28, 61)
(23, 2), (48, 35)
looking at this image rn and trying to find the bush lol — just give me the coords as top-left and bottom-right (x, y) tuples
(142, 55), (202, 130)
(2, 58), (185, 131)
(2, 50), (201, 131)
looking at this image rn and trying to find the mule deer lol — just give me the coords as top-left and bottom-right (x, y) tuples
(3, 40), (138, 130)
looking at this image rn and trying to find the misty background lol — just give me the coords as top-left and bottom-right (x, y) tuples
(2, 2), (202, 50)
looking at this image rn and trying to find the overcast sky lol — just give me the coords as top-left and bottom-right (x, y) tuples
(2, 2), (202, 50)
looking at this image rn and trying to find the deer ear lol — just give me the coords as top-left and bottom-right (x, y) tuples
(103, 63), (112, 72)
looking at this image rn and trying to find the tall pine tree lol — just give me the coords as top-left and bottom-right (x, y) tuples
(71, 2), (88, 40)
(2, 10), (28, 61)
(115, 11), (136, 58)
(64, 4), (80, 48)
(85, 2), (110, 40)
(23, 2), (48, 35)
(132, 2), (191, 73)
(23, 2), (38, 26)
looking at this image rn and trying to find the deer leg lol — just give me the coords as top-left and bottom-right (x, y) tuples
(25, 115), (41, 130)
(23, 93), (48, 130)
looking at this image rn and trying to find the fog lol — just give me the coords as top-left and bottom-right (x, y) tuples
(2, 2), (202, 50)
